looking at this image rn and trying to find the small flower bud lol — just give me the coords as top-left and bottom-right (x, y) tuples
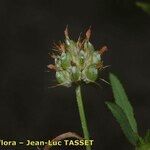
(60, 52), (71, 69)
(56, 71), (72, 87)
(83, 66), (98, 83)
(71, 66), (81, 82)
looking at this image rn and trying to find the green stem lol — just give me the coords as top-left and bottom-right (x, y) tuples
(75, 85), (91, 150)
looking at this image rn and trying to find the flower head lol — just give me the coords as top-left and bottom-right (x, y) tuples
(48, 27), (108, 87)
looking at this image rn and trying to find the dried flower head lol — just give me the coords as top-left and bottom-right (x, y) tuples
(48, 27), (108, 87)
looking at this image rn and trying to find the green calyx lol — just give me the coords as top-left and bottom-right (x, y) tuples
(60, 52), (71, 69)
(83, 66), (98, 83)
(48, 27), (107, 87)
(56, 70), (71, 87)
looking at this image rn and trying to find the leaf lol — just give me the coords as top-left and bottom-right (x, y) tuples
(106, 102), (139, 145)
(136, 2), (150, 15)
(109, 73), (138, 133)
(144, 129), (150, 143)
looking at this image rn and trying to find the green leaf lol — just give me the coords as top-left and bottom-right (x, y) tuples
(109, 73), (138, 133)
(106, 102), (139, 145)
(136, 2), (150, 15)
(136, 143), (150, 150)
(144, 129), (150, 143)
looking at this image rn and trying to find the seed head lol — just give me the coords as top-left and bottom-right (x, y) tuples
(48, 27), (107, 87)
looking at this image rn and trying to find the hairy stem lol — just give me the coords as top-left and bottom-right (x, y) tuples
(75, 85), (91, 150)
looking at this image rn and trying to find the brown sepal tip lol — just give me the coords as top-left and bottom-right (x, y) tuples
(47, 64), (56, 70)
(85, 27), (91, 39)
(51, 54), (57, 59)
(60, 43), (65, 52)
(99, 46), (108, 55)
(96, 62), (103, 69)
(64, 25), (69, 38)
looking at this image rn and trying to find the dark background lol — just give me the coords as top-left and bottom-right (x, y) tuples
(0, 0), (150, 150)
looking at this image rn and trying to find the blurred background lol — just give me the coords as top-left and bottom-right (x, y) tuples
(0, 0), (150, 150)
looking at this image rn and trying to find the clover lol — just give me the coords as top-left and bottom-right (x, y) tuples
(47, 27), (108, 87)
(47, 27), (108, 150)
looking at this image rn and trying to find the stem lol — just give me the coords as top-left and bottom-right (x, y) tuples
(75, 85), (91, 150)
